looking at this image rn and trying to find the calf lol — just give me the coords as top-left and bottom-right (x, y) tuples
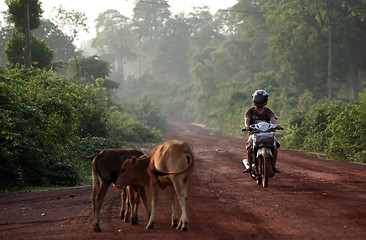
(115, 140), (195, 231)
(91, 148), (150, 232)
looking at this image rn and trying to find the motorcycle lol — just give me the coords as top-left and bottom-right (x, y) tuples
(242, 122), (282, 188)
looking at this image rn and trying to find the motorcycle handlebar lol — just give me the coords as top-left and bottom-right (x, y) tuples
(241, 126), (283, 132)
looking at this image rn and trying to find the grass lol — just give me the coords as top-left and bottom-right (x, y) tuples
(0, 177), (93, 197)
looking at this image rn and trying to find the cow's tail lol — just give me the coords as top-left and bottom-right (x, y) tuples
(152, 153), (194, 176)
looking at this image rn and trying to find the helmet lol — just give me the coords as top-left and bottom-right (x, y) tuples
(252, 90), (268, 107)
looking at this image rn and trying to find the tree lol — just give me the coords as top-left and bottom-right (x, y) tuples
(76, 55), (110, 81)
(6, 0), (43, 68)
(92, 10), (136, 80)
(1, 7), (76, 69)
(7, 0), (42, 31)
(259, 0), (366, 101)
(50, 5), (88, 43)
(154, 14), (190, 78)
(69, 55), (121, 91)
(33, 19), (74, 63)
(259, 0), (332, 98)
(5, 30), (53, 69)
(187, 6), (225, 51)
(0, 25), (13, 66)
(231, 0), (275, 80)
(337, 0), (366, 101)
(133, 0), (171, 72)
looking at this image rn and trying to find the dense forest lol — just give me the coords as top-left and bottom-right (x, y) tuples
(0, 0), (365, 189)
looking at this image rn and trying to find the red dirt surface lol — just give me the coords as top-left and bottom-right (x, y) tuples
(1, 121), (366, 240)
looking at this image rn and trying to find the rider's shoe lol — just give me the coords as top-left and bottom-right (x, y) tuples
(273, 167), (281, 173)
(243, 168), (252, 173)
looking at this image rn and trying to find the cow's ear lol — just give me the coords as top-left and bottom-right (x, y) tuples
(131, 156), (138, 166)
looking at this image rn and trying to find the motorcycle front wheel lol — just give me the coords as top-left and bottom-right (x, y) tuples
(256, 156), (263, 185)
(263, 156), (269, 188)
(257, 176), (262, 185)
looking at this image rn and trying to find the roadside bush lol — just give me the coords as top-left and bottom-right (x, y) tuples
(282, 92), (366, 163)
(47, 162), (80, 186)
(0, 68), (110, 188)
(107, 106), (162, 143)
(325, 102), (366, 162)
(302, 104), (342, 152)
(120, 97), (167, 132)
(0, 67), (164, 189)
(281, 110), (307, 149)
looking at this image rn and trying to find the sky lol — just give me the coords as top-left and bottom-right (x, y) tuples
(0, 0), (237, 46)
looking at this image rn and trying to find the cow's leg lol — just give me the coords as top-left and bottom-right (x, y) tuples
(93, 178), (109, 232)
(179, 175), (192, 231)
(120, 187), (125, 220)
(169, 184), (178, 228)
(146, 182), (159, 229)
(173, 176), (189, 231)
(133, 186), (140, 224)
(120, 187), (128, 221)
(128, 186), (138, 225)
(91, 173), (100, 231)
(137, 186), (151, 219)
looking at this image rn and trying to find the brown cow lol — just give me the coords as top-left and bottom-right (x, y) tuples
(91, 148), (151, 232)
(115, 140), (195, 231)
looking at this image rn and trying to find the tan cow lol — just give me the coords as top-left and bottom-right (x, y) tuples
(115, 140), (195, 231)
(91, 148), (151, 232)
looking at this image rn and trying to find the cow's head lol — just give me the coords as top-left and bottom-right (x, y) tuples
(115, 156), (139, 188)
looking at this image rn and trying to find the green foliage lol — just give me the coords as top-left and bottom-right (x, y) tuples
(0, 67), (161, 189)
(1, 10), (77, 69)
(47, 162), (80, 186)
(33, 19), (75, 63)
(5, 0), (51, 69)
(282, 96), (366, 163)
(69, 56), (120, 90)
(122, 96), (167, 132)
(325, 102), (366, 162)
(92, 10), (135, 80)
(7, 0), (43, 32)
(72, 55), (111, 82)
(0, 68), (96, 187)
(28, 34), (54, 69)
(4, 31), (23, 66)
(5, 31), (54, 69)
(87, 0), (365, 165)
(107, 106), (162, 143)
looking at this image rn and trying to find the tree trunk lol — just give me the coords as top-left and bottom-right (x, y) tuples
(120, 55), (124, 81)
(349, 23), (360, 102)
(349, 64), (359, 102)
(24, 0), (31, 68)
(327, 14), (332, 101)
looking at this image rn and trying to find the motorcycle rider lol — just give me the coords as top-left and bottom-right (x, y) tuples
(243, 90), (281, 174)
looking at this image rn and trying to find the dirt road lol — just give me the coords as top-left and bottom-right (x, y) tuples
(1, 121), (365, 240)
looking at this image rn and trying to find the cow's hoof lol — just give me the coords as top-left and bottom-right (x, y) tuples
(146, 224), (154, 229)
(171, 220), (178, 228)
(177, 224), (188, 231)
(177, 221), (188, 231)
(93, 225), (102, 232)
